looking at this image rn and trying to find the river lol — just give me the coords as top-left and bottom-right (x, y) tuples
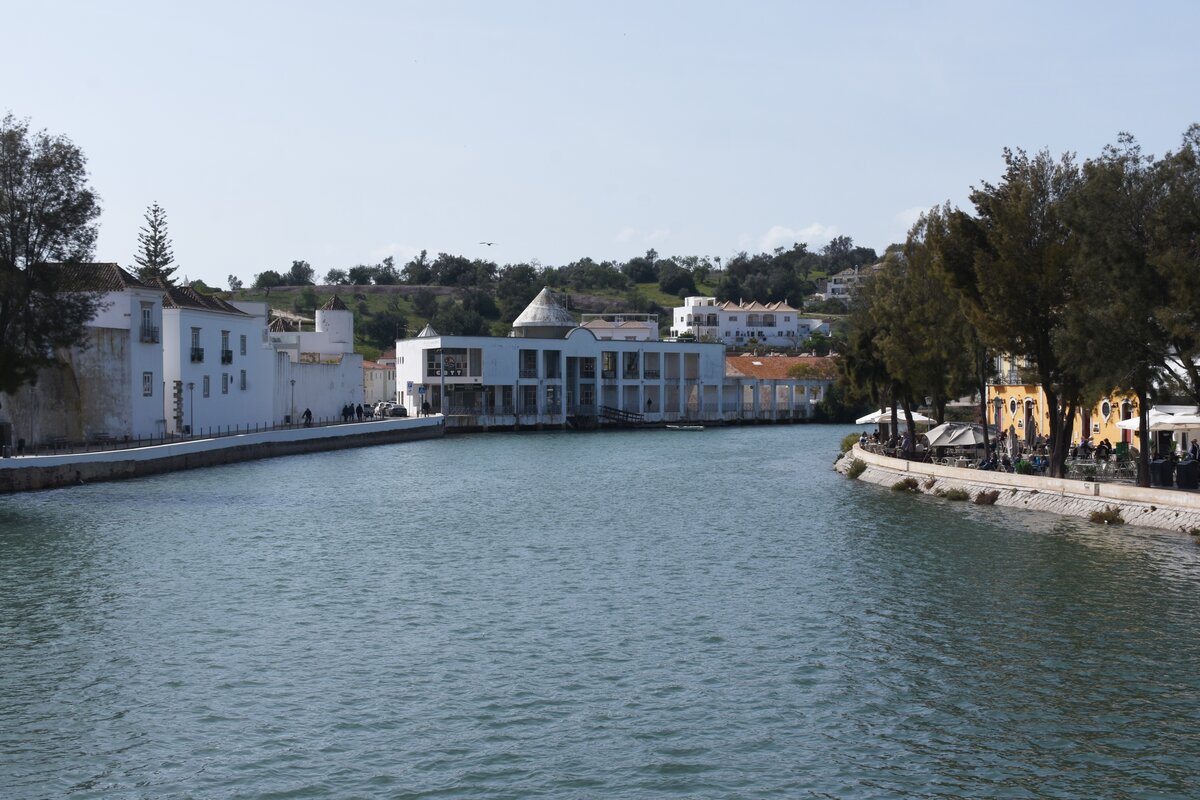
(2, 425), (1198, 798)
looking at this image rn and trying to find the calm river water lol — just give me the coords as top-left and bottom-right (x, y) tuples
(2, 425), (1199, 799)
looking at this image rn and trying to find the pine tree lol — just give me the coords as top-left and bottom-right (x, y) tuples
(134, 202), (177, 285)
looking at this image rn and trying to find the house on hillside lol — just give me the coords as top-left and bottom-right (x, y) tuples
(670, 296), (827, 348)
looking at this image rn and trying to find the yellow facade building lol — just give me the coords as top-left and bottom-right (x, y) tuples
(986, 355), (1139, 448)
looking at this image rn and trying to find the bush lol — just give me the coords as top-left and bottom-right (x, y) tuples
(892, 477), (920, 493)
(840, 433), (860, 454)
(974, 490), (1000, 505)
(1089, 506), (1125, 525)
(846, 458), (866, 479)
(1015, 459), (1033, 475)
(941, 488), (970, 501)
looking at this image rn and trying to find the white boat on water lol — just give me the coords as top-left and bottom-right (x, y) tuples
(666, 424), (705, 431)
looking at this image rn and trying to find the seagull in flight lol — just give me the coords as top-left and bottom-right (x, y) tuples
(479, 241), (496, 246)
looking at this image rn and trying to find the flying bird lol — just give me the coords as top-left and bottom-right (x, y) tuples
(479, 241), (496, 246)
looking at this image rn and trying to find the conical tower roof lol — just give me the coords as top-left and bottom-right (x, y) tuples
(512, 288), (576, 329)
(319, 294), (348, 311)
(416, 323), (439, 337)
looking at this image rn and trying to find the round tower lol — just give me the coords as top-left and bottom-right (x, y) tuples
(315, 295), (353, 349)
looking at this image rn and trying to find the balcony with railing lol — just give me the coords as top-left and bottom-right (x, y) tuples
(221, 349), (234, 365)
(519, 368), (538, 379)
(139, 324), (160, 343)
(190, 347), (204, 363)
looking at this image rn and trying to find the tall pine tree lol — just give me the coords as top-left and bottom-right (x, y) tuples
(133, 202), (176, 285)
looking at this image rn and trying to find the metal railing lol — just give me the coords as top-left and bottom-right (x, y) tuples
(190, 347), (204, 363)
(139, 324), (160, 343)
(5, 415), (408, 458)
(221, 349), (234, 364)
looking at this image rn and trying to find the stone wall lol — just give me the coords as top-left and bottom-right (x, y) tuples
(0, 417), (443, 493)
(836, 445), (1200, 534)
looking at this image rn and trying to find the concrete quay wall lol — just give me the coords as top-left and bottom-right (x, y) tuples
(0, 417), (444, 494)
(837, 445), (1200, 534)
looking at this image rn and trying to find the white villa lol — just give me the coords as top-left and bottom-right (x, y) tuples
(393, 288), (831, 428)
(670, 296), (828, 348)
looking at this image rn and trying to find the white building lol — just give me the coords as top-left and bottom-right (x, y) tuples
(162, 285), (275, 434)
(394, 288), (830, 427)
(0, 263), (166, 447)
(671, 296), (828, 348)
(264, 295), (364, 422)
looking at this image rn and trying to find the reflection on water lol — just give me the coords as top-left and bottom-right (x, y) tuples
(2, 427), (1199, 799)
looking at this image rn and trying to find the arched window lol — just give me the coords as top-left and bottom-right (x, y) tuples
(1009, 397), (1018, 416)
(1100, 399), (1112, 420)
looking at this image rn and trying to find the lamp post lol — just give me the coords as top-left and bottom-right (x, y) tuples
(187, 382), (194, 436)
(290, 379), (296, 426)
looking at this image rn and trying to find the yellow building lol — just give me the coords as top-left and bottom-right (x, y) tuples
(986, 355), (1139, 448)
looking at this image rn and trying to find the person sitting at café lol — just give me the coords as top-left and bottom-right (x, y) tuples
(1094, 438), (1112, 461)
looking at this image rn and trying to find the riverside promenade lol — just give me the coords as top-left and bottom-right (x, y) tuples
(838, 444), (1200, 534)
(0, 416), (444, 493)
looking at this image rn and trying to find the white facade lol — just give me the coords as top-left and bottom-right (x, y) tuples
(162, 292), (275, 435)
(0, 264), (168, 447)
(262, 297), (364, 421)
(671, 297), (827, 348)
(362, 360), (396, 406)
(393, 290), (830, 427)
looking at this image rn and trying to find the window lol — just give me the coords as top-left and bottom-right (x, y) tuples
(203, 375), (210, 397)
(240, 334), (247, 355)
(222, 373), (229, 394)
(221, 330), (230, 351)
(142, 372), (153, 396)
(191, 328), (201, 349)
(240, 370), (247, 390)
(519, 349), (538, 378)
(601, 351), (616, 379)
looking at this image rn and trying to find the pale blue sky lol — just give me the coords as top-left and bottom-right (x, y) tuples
(5, 1), (1198, 286)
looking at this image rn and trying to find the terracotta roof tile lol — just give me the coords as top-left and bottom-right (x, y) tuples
(44, 262), (150, 292)
(725, 354), (837, 379)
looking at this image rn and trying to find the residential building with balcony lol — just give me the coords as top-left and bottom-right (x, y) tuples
(670, 296), (828, 348)
(162, 285), (274, 434)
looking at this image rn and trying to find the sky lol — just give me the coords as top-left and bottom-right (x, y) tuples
(4, 1), (1198, 288)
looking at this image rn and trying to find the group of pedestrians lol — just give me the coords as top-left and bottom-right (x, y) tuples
(341, 403), (364, 422)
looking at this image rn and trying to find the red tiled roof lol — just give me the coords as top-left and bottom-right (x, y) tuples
(44, 262), (151, 292)
(161, 284), (252, 316)
(725, 354), (836, 379)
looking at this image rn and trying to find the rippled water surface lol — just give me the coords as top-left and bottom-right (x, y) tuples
(3, 425), (1200, 798)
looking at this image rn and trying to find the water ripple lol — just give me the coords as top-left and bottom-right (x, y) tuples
(3, 428), (1200, 798)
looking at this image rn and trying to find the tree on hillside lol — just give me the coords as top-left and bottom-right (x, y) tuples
(0, 114), (102, 393)
(362, 309), (408, 349)
(227, 274), (243, 291)
(324, 268), (349, 285)
(285, 260), (314, 285)
(133, 202), (177, 285)
(402, 250), (432, 284)
(253, 269), (285, 289)
(496, 263), (540, 321)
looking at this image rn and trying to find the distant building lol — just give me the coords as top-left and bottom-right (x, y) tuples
(393, 288), (831, 426)
(816, 264), (884, 304)
(670, 296), (828, 348)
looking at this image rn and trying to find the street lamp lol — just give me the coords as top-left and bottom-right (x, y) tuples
(187, 382), (194, 436)
(290, 379), (296, 426)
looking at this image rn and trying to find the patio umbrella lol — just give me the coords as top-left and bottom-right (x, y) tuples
(854, 408), (934, 425)
(1117, 408), (1179, 431)
(923, 422), (987, 448)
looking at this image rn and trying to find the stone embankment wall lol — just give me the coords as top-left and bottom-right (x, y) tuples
(836, 445), (1200, 534)
(0, 417), (443, 494)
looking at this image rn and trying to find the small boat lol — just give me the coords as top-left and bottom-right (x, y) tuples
(666, 424), (705, 431)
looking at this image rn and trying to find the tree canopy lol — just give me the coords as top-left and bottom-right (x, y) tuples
(0, 114), (102, 393)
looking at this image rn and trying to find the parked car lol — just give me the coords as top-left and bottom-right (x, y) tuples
(389, 405), (408, 417)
